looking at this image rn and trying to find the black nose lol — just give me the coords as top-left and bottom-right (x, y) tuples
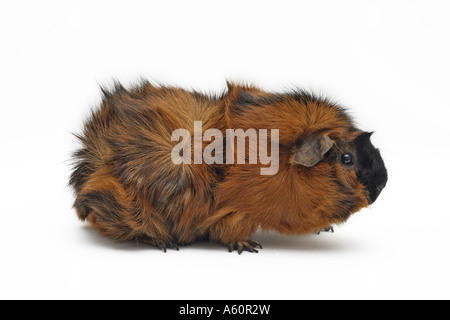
(377, 180), (387, 193)
(369, 182), (386, 204)
(374, 186), (383, 201)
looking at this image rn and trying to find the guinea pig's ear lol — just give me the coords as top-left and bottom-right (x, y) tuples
(292, 133), (335, 167)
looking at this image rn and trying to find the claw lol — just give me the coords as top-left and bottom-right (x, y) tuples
(138, 238), (179, 252)
(247, 240), (263, 249)
(156, 242), (167, 253)
(237, 242), (243, 254)
(249, 247), (259, 253)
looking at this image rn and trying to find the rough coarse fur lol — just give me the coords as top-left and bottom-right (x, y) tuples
(69, 80), (387, 252)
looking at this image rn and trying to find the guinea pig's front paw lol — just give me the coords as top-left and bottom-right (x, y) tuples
(314, 226), (335, 235)
(228, 240), (262, 254)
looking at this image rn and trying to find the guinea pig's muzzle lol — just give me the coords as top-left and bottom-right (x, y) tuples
(354, 132), (388, 205)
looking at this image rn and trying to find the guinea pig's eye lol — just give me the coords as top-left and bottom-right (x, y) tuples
(340, 153), (354, 166)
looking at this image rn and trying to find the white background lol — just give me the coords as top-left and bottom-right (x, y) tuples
(1, 0), (449, 300)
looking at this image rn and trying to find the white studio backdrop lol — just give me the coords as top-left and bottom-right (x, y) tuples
(0, 0), (449, 299)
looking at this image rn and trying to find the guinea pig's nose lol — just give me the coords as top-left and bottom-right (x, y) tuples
(369, 182), (386, 204)
(376, 182), (386, 194)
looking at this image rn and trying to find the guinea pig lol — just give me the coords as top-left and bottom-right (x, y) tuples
(69, 81), (388, 253)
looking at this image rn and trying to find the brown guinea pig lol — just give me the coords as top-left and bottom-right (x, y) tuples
(69, 81), (387, 253)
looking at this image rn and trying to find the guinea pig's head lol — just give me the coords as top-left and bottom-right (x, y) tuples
(291, 128), (388, 219)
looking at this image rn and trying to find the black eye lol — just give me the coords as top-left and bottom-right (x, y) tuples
(340, 153), (354, 166)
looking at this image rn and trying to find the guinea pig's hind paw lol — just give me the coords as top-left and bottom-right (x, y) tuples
(314, 226), (334, 235)
(228, 240), (262, 254)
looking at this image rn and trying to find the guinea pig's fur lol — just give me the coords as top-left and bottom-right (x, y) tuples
(69, 81), (387, 253)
